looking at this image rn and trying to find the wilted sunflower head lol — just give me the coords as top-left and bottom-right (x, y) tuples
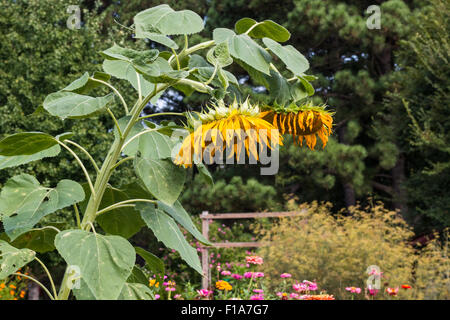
(174, 99), (283, 168)
(260, 102), (333, 150)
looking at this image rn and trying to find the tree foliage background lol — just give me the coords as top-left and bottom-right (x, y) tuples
(1, 0), (448, 244)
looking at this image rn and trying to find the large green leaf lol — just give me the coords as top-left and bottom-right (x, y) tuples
(0, 174), (85, 240)
(96, 186), (146, 239)
(235, 18), (291, 42)
(0, 144), (60, 170)
(134, 4), (204, 37)
(263, 37), (309, 76)
(0, 226), (59, 253)
(134, 157), (185, 205)
(213, 28), (271, 75)
(0, 132), (58, 156)
(196, 162), (214, 187)
(134, 247), (165, 275)
(62, 72), (111, 95)
(118, 283), (155, 300)
(157, 200), (210, 244)
(137, 203), (202, 274)
(55, 229), (135, 300)
(0, 240), (35, 280)
(43, 91), (114, 120)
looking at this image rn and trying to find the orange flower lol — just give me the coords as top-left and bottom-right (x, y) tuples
(9, 284), (17, 289)
(401, 284), (411, 289)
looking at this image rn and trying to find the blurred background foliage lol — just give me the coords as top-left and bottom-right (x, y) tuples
(1, 0), (449, 299)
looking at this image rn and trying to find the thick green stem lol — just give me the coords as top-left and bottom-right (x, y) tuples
(57, 83), (169, 300)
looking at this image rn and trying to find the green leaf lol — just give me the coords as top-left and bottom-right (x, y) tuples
(0, 132), (58, 156)
(0, 144), (61, 170)
(263, 37), (309, 75)
(127, 266), (150, 285)
(207, 42), (233, 68)
(43, 91), (114, 120)
(196, 162), (214, 187)
(134, 247), (165, 275)
(62, 72), (112, 95)
(137, 203), (202, 274)
(298, 76), (315, 96)
(134, 157), (186, 206)
(118, 283), (155, 300)
(213, 28), (236, 44)
(136, 32), (179, 50)
(0, 240), (35, 280)
(290, 80), (309, 102)
(134, 57), (189, 84)
(265, 70), (292, 104)
(235, 18), (291, 42)
(134, 4), (204, 36)
(213, 28), (271, 75)
(55, 229), (135, 300)
(102, 59), (158, 99)
(101, 44), (159, 63)
(0, 174), (85, 240)
(138, 129), (175, 160)
(96, 186), (146, 239)
(157, 200), (210, 244)
(0, 227), (58, 253)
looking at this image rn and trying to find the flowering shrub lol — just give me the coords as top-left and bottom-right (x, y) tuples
(256, 201), (450, 300)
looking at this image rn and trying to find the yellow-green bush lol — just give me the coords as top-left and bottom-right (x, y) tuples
(256, 201), (449, 300)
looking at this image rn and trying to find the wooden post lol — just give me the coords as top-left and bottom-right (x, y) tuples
(201, 211), (210, 290)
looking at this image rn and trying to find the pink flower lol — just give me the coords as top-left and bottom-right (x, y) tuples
(165, 287), (176, 292)
(386, 287), (399, 296)
(221, 270), (231, 276)
(196, 289), (213, 298)
(345, 287), (362, 294)
(155, 294), (160, 300)
(280, 273), (292, 278)
(290, 293), (300, 299)
(245, 256), (264, 265)
(303, 280), (318, 291)
(253, 289), (264, 293)
(174, 294), (182, 299)
(367, 288), (379, 296)
(250, 294), (264, 300)
(231, 274), (243, 280)
(253, 272), (264, 278)
(293, 282), (308, 292)
(277, 292), (289, 300)
(244, 272), (254, 279)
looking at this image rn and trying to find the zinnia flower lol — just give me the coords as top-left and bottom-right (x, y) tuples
(197, 289), (213, 298)
(280, 273), (292, 278)
(303, 280), (318, 291)
(216, 280), (232, 291)
(245, 255), (264, 265)
(277, 292), (289, 300)
(386, 287), (399, 296)
(401, 284), (411, 289)
(345, 287), (361, 294)
(253, 289), (264, 293)
(175, 99), (282, 167)
(231, 274), (243, 280)
(221, 270), (231, 276)
(260, 102), (333, 149)
(250, 294), (264, 300)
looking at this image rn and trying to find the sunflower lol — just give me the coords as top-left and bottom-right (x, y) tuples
(260, 102), (333, 150)
(174, 99), (282, 167)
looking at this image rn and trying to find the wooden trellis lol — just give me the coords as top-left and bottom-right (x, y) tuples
(200, 210), (306, 289)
